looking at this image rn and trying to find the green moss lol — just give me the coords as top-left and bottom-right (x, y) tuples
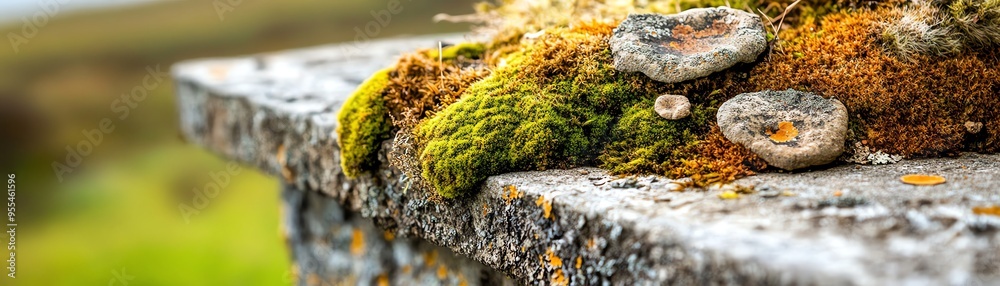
(599, 99), (716, 175)
(425, 42), (487, 61)
(336, 68), (393, 178)
(414, 24), (689, 198)
(354, 1), (999, 199)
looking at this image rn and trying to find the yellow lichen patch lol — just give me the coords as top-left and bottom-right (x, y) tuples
(767, 121), (799, 143)
(586, 239), (595, 249)
(377, 273), (389, 286)
(972, 205), (1000, 217)
(424, 250), (438, 266)
(503, 185), (523, 204)
(482, 203), (490, 216)
(575, 256), (582, 269)
(402, 265), (412, 274)
(551, 269), (568, 286)
(718, 190), (740, 200)
(535, 195), (554, 220)
(350, 228), (365, 257)
(276, 144), (295, 182)
(306, 273), (320, 286)
(458, 274), (469, 286)
(833, 190), (844, 197)
(437, 265), (448, 280)
(383, 230), (395, 241)
(900, 174), (947, 186)
(546, 248), (563, 268)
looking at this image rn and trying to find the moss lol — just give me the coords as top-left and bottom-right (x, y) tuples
(881, 0), (1000, 59)
(425, 42), (487, 61)
(415, 23), (662, 198)
(383, 44), (491, 130)
(598, 99), (714, 175)
(337, 1), (998, 199)
(414, 21), (760, 198)
(743, 9), (1000, 156)
(336, 68), (393, 178)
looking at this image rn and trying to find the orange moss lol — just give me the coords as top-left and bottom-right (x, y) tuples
(383, 47), (490, 129)
(667, 127), (767, 187)
(743, 10), (1000, 156)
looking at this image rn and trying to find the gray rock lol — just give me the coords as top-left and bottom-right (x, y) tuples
(717, 89), (849, 170)
(609, 8), (767, 83)
(654, 94), (691, 120)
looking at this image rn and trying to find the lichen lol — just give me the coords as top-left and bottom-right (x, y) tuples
(334, 0), (999, 199)
(743, 9), (1000, 157)
(336, 68), (392, 178)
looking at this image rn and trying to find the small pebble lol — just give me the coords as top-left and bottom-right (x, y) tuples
(610, 178), (638, 189)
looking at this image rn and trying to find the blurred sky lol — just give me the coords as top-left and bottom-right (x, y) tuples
(0, 0), (161, 24)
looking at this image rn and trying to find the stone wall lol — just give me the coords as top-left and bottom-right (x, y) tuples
(174, 34), (1000, 285)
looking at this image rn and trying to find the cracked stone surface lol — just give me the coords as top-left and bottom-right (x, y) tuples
(174, 34), (1000, 285)
(610, 8), (767, 83)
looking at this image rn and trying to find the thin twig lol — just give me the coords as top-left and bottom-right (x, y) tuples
(756, 8), (779, 60)
(772, 0), (803, 27)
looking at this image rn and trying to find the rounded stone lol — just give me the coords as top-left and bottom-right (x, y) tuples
(609, 7), (767, 83)
(717, 89), (849, 170)
(654, 94), (691, 120)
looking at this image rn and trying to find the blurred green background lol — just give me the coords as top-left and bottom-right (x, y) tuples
(0, 0), (475, 285)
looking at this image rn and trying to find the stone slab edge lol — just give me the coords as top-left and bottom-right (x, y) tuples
(173, 34), (1000, 285)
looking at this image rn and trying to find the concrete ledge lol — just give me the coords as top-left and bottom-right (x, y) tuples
(173, 34), (1000, 285)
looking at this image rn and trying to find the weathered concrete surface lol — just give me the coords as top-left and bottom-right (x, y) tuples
(174, 34), (1000, 285)
(282, 183), (513, 285)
